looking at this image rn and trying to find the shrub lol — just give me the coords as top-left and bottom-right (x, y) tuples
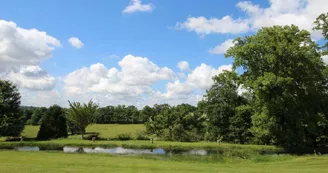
(5, 136), (22, 142)
(116, 133), (132, 140)
(135, 130), (148, 140)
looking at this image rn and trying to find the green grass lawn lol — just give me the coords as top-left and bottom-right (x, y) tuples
(22, 124), (145, 139)
(0, 150), (327, 173)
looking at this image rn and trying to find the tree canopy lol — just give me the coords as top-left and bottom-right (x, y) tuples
(0, 80), (25, 137)
(37, 105), (67, 140)
(67, 100), (99, 139)
(225, 25), (328, 147)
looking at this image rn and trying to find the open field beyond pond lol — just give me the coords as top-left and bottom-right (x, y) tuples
(0, 150), (327, 173)
(21, 124), (145, 139)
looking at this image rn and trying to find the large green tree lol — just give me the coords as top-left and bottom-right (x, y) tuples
(0, 80), (25, 136)
(67, 100), (99, 139)
(226, 25), (328, 147)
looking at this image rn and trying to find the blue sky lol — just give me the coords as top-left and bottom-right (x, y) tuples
(0, 0), (327, 107)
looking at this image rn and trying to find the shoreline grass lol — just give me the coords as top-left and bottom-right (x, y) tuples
(0, 150), (327, 173)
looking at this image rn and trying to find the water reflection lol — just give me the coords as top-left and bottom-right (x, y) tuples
(15, 146), (40, 151)
(14, 146), (207, 156)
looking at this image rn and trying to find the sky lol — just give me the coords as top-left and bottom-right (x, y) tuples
(0, 0), (327, 108)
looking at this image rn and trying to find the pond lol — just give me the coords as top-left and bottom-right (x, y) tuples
(14, 146), (209, 156)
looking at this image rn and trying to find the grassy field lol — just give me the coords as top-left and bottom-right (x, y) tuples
(0, 150), (327, 173)
(22, 124), (145, 139)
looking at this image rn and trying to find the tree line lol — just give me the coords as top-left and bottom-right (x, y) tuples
(1, 13), (328, 148)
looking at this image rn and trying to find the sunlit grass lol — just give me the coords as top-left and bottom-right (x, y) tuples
(0, 150), (327, 173)
(21, 124), (145, 139)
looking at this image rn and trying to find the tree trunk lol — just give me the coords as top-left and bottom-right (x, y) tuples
(81, 131), (84, 139)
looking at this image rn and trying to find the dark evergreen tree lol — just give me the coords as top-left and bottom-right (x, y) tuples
(37, 105), (68, 139)
(0, 80), (25, 137)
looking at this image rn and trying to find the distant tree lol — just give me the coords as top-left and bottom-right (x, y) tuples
(67, 100), (99, 139)
(145, 103), (206, 142)
(37, 105), (68, 139)
(30, 107), (47, 125)
(126, 105), (139, 123)
(0, 80), (25, 137)
(140, 105), (155, 123)
(96, 106), (115, 124)
(20, 107), (34, 124)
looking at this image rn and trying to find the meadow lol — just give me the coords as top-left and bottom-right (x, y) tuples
(1, 124), (283, 156)
(21, 124), (145, 139)
(0, 150), (327, 173)
(1, 124), (328, 173)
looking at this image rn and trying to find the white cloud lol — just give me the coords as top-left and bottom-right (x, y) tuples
(236, 0), (328, 39)
(152, 63), (233, 106)
(0, 20), (61, 73)
(4, 65), (56, 90)
(20, 89), (61, 107)
(177, 61), (190, 71)
(62, 54), (175, 106)
(61, 54), (232, 108)
(176, 16), (249, 36)
(122, 0), (154, 14)
(177, 0), (328, 39)
(118, 54), (175, 85)
(209, 39), (235, 54)
(68, 37), (84, 49)
(186, 63), (232, 89)
(322, 55), (328, 64)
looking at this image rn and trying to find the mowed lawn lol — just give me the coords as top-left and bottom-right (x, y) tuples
(0, 151), (327, 173)
(22, 124), (145, 139)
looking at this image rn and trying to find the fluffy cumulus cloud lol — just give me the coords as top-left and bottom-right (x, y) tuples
(209, 39), (235, 54)
(0, 20), (61, 73)
(118, 55), (175, 85)
(20, 89), (61, 107)
(154, 63), (233, 106)
(68, 37), (84, 49)
(122, 0), (154, 14)
(177, 0), (328, 39)
(62, 54), (176, 106)
(236, 0), (328, 39)
(177, 61), (190, 71)
(60, 55), (233, 107)
(4, 65), (56, 90)
(176, 16), (249, 36)
(0, 19), (60, 106)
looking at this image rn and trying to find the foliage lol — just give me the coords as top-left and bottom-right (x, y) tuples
(0, 80), (25, 137)
(226, 25), (328, 147)
(30, 107), (47, 125)
(67, 100), (99, 139)
(37, 105), (68, 140)
(199, 71), (252, 143)
(145, 104), (207, 142)
(313, 12), (328, 55)
(96, 105), (141, 124)
(116, 133), (133, 140)
(135, 130), (148, 140)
